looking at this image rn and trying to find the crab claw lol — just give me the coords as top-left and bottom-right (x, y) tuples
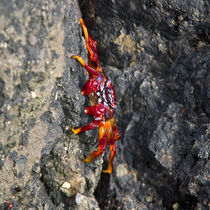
(81, 78), (99, 95)
(85, 104), (106, 117)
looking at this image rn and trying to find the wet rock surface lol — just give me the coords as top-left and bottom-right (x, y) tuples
(0, 0), (209, 209)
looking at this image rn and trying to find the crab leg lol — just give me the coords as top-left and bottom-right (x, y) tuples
(101, 119), (117, 173)
(102, 144), (117, 174)
(79, 18), (98, 62)
(110, 117), (120, 141)
(72, 120), (100, 135)
(83, 122), (107, 162)
(71, 55), (99, 76)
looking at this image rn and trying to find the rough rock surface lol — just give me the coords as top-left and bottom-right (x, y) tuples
(0, 0), (209, 209)
(80, 0), (210, 209)
(0, 0), (100, 209)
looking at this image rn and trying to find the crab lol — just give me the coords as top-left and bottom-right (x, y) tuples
(71, 18), (120, 173)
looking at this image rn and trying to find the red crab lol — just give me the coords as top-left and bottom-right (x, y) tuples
(71, 18), (120, 173)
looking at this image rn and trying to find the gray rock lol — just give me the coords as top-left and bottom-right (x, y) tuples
(80, 0), (209, 209)
(0, 0), (100, 208)
(0, 0), (209, 209)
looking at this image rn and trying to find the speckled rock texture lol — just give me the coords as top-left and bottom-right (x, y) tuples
(0, 0), (209, 209)
(0, 0), (100, 209)
(79, 0), (209, 209)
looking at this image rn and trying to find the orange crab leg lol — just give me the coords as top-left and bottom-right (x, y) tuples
(71, 55), (99, 76)
(102, 119), (117, 173)
(110, 117), (120, 141)
(83, 122), (107, 162)
(79, 18), (98, 62)
(102, 145), (117, 174)
(72, 120), (100, 135)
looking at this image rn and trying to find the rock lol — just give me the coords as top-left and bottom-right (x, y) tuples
(0, 0), (209, 209)
(75, 193), (100, 210)
(0, 0), (100, 209)
(62, 181), (71, 189)
(80, 0), (209, 209)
